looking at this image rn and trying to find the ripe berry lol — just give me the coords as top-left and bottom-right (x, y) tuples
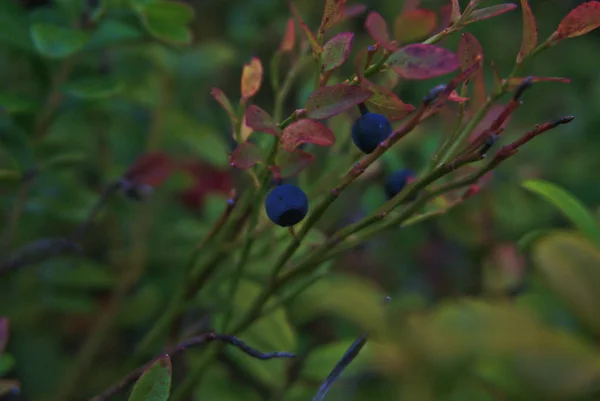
(385, 169), (417, 200)
(265, 184), (309, 227)
(351, 112), (392, 154)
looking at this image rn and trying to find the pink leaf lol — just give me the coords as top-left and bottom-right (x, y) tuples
(280, 119), (336, 151)
(230, 141), (263, 169)
(124, 152), (173, 187)
(402, 0), (422, 12)
(394, 9), (438, 43)
(319, 0), (347, 35)
(448, 90), (468, 103)
(551, 1), (600, 40)
(275, 149), (316, 178)
(0, 318), (8, 353)
(388, 44), (460, 80)
(465, 4), (517, 24)
(343, 4), (367, 19)
(241, 57), (263, 101)
(517, 0), (538, 63)
(503, 76), (571, 90)
(322, 32), (354, 72)
(470, 104), (511, 140)
(211, 88), (237, 123)
(245, 105), (281, 136)
(458, 33), (486, 109)
(450, 0), (461, 23)
(305, 83), (373, 120)
(365, 11), (396, 51)
(291, 2), (323, 54)
(280, 18), (296, 52)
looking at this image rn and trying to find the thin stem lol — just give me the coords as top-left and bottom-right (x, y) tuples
(90, 332), (294, 401)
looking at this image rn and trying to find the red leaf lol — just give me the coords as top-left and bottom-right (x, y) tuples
(490, 60), (502, 95)
(470, 104), (511, 140)
(402, 0), (422, 12)
(211, 88), (237, 123)
(179, 161), (233, 210)
(230, 141), (263, 169)
(280, 119), (335, 151)
(517, 0), (538, 63)
(305, 83), (373, 120)
(124, 153), (173, 187)
(458, 33), (486, 109)
(365, 11), (396, 51)
(319, 0), (347, 35)
(291, 2), (323, 54)
(551, 1), (600, 40)
(503, 76), (571, 90)
(465, 4), (517, 24)
(0, 318), (8, 353)
(241, 57), (263, 101)
(280, 18), (295, 52)
(388, 44), (460, 80)
(245, 105), (281, 136)
(394, 9), (437, 43)
(450, 0), (461, 23)
(321, 32), (354, 72)
(275, 148), (316, 178)
(343, 4), (367, 19)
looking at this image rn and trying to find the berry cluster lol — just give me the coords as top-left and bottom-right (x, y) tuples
(265, 104), (418, 227)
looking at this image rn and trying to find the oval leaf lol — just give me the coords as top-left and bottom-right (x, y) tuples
(465, 4), (518, 24)
(230, 141), (263, 169)
(281, 119), (335, 152)
(124, 153), (173, 187)
(30, 23), (89, 59)
(0, 318), (7, 353)
(275, 149), (316, 178)
(280, 18), (295, 52)
(211, 87), (238, 123)
(322, 32), (354, 72)
(522, 180), (600, 245)
(245, 105), (280, 136)
(365, 11), (396, 51)
(62, 76), (124, 99)
(241, 57), (263, 101)
(517, 0), (538, 63)
(532, 232), (600, 336)
(305, 83), (372, 120)
(458, 33), (486, 108)
(393, 9), (437, 43)
(450, 0), (461, 22)
(388, 44), (460, 80)
(552, 1), (600, 40)
(136, 1), (194, 45)
(128, 355), (172, 401)
(365, 86), (415, 121)
(319, 0), (347, 35)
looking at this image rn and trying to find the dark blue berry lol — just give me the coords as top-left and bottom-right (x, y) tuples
(351, 112), (392, 154)
(265, 184), (309, 227)
(385, 169), (417, 200)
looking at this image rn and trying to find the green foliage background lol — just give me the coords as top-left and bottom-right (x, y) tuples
(1, 0), (600, 400)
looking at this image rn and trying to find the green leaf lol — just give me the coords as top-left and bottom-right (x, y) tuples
(128, 355), (172, 401)
(0, 92), (40, 114)
(117, 284), (163, 328)
(0, 2), (34, 52)
(135, 1), (195, 45)
(216, 281), (296, 390)
(39, 152), (87, 171)
(63, 77), (124, 99)
(522, 180), (600, 245)
(85, 19), (143, 50)
(194, 363), (262, 401)
(30, 23), (89, 59)
(0, 354), (16, 376)
(532, 231), (600, 337)
(39, 261), (115, 290)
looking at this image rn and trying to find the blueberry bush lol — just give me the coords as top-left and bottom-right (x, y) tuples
(1, 0), (600, 400)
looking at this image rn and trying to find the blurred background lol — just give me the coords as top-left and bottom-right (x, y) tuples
(1, 0), (600, 400)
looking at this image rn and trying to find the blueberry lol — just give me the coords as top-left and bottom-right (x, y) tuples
(351, 112), (392, 154)
(385, 169), (417, 200)
(265, 184), (309, 227)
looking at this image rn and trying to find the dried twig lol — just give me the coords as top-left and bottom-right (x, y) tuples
(90, 332), (295, 401)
